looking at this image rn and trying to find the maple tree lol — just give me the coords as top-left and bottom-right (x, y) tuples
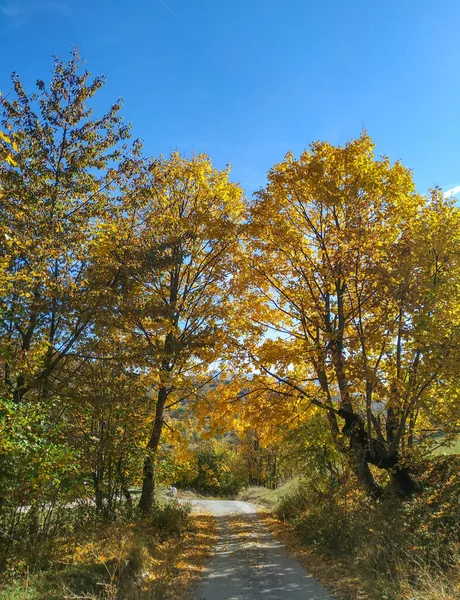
(241, 134), (460, 496)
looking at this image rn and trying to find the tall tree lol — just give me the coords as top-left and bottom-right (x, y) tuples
(0, 52), (132, 403)
(112, 152), (246, 511)
(245, 134), (460, 496)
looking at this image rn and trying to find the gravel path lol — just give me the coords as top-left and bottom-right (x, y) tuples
(187, 500), (333, 600)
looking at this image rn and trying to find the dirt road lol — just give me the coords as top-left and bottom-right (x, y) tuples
(187, 499), (334, 600)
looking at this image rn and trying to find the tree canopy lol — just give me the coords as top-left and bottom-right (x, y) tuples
(1, 56), (459, 563)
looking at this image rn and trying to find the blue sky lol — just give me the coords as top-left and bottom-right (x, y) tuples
(1, 0), (459, 195)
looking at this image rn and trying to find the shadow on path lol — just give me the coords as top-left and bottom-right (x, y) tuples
(187, 500), (334, 600)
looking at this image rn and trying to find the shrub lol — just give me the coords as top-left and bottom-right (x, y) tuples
(276, 456), (460, 600)
(150, 501), (191, 537)
(175, 440), (247, 496)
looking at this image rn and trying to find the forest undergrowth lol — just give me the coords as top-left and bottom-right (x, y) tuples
(0, 502), (217, 600)
(252, 456), (460, 600)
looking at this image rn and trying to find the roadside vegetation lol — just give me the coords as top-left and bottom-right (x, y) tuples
(0, 500), (219, 600)
(1, 52), (459, 599)
(243, 450), (460, 600)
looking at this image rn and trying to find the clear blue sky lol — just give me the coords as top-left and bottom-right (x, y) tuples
(1, 0), (459, 195)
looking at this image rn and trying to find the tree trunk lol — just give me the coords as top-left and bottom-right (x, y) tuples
(138, 386), (168, 513)
(351, 447), (382, 498)
(391, 465), (416, 497)
(138, 453), (155, 513)
(93, 472), (104, 513)
(13, 374), (26, 403)
(123, 487), (133, 509)
(337, 407), (417, 498)
(28, 506), (39, 538)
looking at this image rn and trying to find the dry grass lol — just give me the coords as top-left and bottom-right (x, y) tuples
(260, 508), (460, 600)
(237, 478), (301, 508)
(254, 456), (460, 600)
(0, 506), (218, 600)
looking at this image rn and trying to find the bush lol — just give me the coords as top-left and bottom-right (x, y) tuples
(175, 440), (247, 496)
(277, 485), (311, 521)
(150, 501), (191, 537)
(0, 399), (83, 571)
(276, 456), (460, 600)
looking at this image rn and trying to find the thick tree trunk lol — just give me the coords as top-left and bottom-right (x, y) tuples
(338, 408), (382, 497)
(391, 465), (416, 497)
(351, 447), (382, 498)
(138, 453), (155, 513)
(138, 386), (168, 513)
(337, 408), (417, 498)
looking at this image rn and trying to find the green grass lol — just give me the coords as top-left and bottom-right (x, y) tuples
(432, 435), (460, 456)
(237, 477), (301, 508)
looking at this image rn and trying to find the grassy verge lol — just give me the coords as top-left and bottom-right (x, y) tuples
(247, 457), (460, 600)
(0, 502), (218, 600)
(431, 434), (460, 456)
(237, 477), (301, 508)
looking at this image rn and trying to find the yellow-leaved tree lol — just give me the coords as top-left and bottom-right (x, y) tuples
(0, 52), (134, 404)
(242, 133), (460, 496)
(105, 152), (247, 511)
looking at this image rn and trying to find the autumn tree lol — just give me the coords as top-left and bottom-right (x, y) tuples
(110, 152), (246, 512)
(245, 134), (460, 496)
(0, 51), (132, 404)
(59, 334), (151, 516)
(0, 130), (18, 167)
(0, 54), (140, 559)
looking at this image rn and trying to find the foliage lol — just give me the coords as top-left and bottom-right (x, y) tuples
(0, 51), (139, 571)
(275, 456), (460, 600)
(236, 133), (460, 496)
(0, 397), (81, 570)
(0, 502), (215, 600)
(238, 477), (302, 508)
(0, 130), (17, 167)
(0, 50), (134, 405)
(150, 501), (191, 537)
(1, 51), (459, 597)
(97, 149), (247, 511)
(175, 440), (247, 496)
(61, 339), (152, 517)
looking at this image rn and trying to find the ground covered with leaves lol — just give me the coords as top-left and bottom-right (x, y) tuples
(253, 456), (460, 600)
(0, 502), (218, 600)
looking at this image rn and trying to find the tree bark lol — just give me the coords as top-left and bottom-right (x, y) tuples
(337, 407), (417, 498)
(138, 385), (168, 513)
(391, 465), (416, 497)
(351, 446), (382, 498)
(138, 453), (155, 513)
(93, 471), (104, 513)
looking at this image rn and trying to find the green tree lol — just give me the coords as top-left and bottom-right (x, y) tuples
(0, 51), (132, 404)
